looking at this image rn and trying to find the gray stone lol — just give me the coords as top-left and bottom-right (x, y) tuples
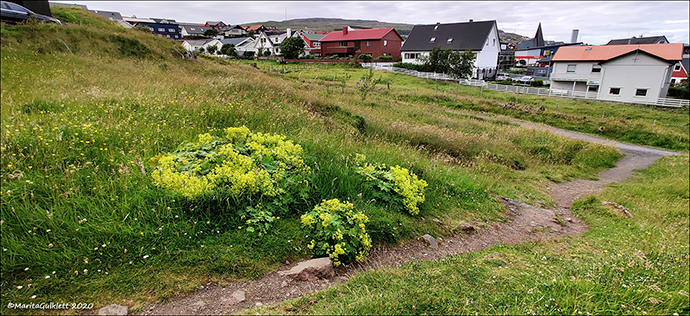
(431, 218), (442, 224)
(191, 300), (206, 307)
(255, 302), (263, 307)
(601, 201), (633, 218)
(232, 290), (246, 302)
(98, 304), (128, 316)
(278, 257), (334, 281)
(421, 234), (438, 249)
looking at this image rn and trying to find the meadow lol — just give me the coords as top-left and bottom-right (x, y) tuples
(0, 7), (687, 314)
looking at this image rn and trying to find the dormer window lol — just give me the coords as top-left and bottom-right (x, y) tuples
(430, 37), (436, 43)
(447, 38), (453, 44)
(434, 25), (439, 31)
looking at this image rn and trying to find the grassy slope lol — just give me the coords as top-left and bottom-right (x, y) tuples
(248, 155), (690, 315)
(0, 7), (684, 314)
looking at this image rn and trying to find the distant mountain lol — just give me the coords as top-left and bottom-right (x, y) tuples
(243, 17), (531, 45)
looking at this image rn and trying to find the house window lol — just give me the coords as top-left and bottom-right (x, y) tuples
(588, 86), (598, 92)
(366, 41), (370, 46)
(383, 53), (387, 56)
(430, 37), (436, 43)
(592, 65), (602, 73)
(191, 27), (195, 30)
(166, 35), (170, 38)
(149, 27), (154, 32)
(314, 42), (320, 47)
(341, 41), (347, 46)
(635, 89), (648, 96)
(384, 40), (388, 46)
(609, 87), (621, 95)
(169, 28), (176, 32)
(675, 64), (682, 71)
(447, 38), (453, 44)
(158, 28), (165, 32)
(493, 39), (496, 46)
(567, 64), (576, 72)
(434, 25), (439, 31)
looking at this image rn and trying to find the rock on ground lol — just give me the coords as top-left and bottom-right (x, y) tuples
(421, 234), (438, 249)
(97, 304), (128, 316)
(278, 257), (334, 281)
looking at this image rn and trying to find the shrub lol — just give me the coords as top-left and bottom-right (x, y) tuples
(359, 54), (372, 62)
(244, 51), (255, 58)
(149, 126), (310, 200)
(301, 199), (372, 266)
(375, 55), (393, 62)
(354, 154), (427, 215)
(301, 54), (315, 59)
(110, 35), (151, 58)
(531, 80), (544, 87)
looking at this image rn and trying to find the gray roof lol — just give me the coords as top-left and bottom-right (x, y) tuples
(606, 36), (668, 45)
(179, 23), (212, 35)
(220, 37), (251, 45)
(91, 10), (123, 21)
(301, 32), (326, 42)
(400, 20), (496, 52)
(681, 57), (689, 72)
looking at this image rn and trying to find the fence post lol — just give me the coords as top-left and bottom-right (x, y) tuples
(480, 86), (483, 98)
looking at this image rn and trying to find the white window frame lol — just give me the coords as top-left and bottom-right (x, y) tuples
(366, 40), (370, 47)
(609, 87), (621, 95)
(674, 64), (682, 71)
(567, 64), (576, 72)
(634, 88), (648, 97)
(383, 40), (387, 46)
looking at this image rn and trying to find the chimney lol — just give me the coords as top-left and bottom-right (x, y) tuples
(469, 19), (473, 22)
(343, 27), (348, 35)
(287, 28), (292, 37)
(570, 29), (579, 43)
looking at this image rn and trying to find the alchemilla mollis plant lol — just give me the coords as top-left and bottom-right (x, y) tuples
(354, 154), (428, 215)
(301, 199), (372, 266)
(150, 126), (309, 200)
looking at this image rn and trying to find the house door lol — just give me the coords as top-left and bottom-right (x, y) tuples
(354, 41), (361, 51)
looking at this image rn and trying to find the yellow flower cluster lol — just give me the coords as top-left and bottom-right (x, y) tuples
(150, 126), (308, 199)
(301, 199), (371, 266)
(389, 165), (428, 216)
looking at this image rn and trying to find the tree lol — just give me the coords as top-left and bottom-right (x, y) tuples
(247, 30), (255, 38)
(418, 47), (475, 79)
(221, 43), (236, 56)
(279, 36), (305, 59)
(198, 47), (205, 53)
(263, 50), (271, 57)
(204, 28), (219, 37)
(206, 45), (217, 55)
(356, 67), (381, 103)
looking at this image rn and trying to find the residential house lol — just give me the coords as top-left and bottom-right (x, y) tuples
(218, 37), (252, 55)
(181, 38), (222, 53)
(514, 23), (545, 50)
(299, 31), (327, 57)
(205, 21), (227, 30)
(243, 29), (293, 56)
(319, 27), (403, 59)
(223, 25), (247, 38)
(670, 44), (689, 85)
(246, 25), (277, 34)
(606, 35), (669, 45)
(549, 43), (683, 103)
(400, 20), (500, 79)
(123, 16), (181, 40)
(178, 23), (213, 39)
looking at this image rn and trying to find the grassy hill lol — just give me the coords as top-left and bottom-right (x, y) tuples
(1, 7), (687, 315)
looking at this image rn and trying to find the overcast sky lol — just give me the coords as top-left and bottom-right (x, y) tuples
(70, 1), (689, 45)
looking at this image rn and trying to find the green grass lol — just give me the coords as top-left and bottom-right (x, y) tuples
(0, 7), (682, 314)
(245, 155), (690, 315)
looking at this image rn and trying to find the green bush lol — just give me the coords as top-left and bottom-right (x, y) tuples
(375, 55), (393, 61)
(110, 35), (151, 58)
(531, 80), (544, 87)
(301, 199), (372, 266)
(354, 154), (427, 215)
(358, 54), (372, 62)
(301, 54), (315, 59)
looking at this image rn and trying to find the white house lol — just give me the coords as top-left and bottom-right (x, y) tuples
(242, 29), (293, 57)
(400, 20), (501, 79)
(550, 43), (683, 103)
(181, 39), (222, 53)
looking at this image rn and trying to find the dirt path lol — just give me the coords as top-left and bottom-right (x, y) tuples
(140, 122), (682, 315)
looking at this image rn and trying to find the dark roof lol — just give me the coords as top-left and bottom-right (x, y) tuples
(606, 35), (668, 45)
(400, 20), (496, 52)
(220, 37), (251, 46)
(681, 57), (689, 72)
(515, 24), (545, 50)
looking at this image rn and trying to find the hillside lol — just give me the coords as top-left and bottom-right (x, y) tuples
(1, 6), (687, 316)
(243, 17), (530, 44)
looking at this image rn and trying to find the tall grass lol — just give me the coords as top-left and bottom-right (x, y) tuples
(0, 7), (633, 314)
(246, 156), (690, 315)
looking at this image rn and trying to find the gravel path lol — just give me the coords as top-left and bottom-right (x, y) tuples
(138, 119), (683, 315)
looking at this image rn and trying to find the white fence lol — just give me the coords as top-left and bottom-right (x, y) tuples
(366, 64), (690, 108)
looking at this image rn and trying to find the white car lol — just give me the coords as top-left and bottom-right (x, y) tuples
(495, 73), (510, 81)
(513, 76), (534, 83)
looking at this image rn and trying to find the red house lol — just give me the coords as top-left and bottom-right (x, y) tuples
(319, 27), (403, 60)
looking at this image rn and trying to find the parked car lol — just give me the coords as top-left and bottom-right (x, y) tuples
(513, 75), (534, 83)
(495, 73), (510, 81)
(0, 1), (62, 25)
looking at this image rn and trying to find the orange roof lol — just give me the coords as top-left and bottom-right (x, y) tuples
(552, 43), (683, 62)
(246, 25), (263, 31)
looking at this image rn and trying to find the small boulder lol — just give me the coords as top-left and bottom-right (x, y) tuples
(278, 257), (334, 281)
(97, 304), (128, 316)
(421, 234), (438, 249)
(232, 290), (246, 302)
(601, 201), (633, 218)
(460, 222), (475, 233)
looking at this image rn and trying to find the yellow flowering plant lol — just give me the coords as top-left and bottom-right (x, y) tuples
(149, 126), (311, 214)
(301, 199), (372, 266)
(354, 154), (428, 215)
